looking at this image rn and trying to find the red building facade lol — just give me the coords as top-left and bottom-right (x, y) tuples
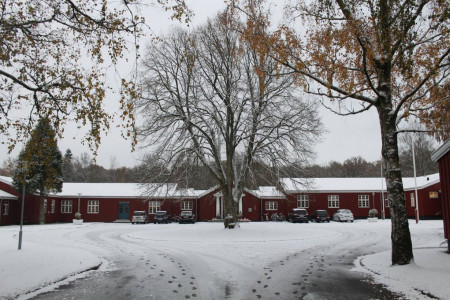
(0, 173), (443, 226)
(432, 140), (450, 253)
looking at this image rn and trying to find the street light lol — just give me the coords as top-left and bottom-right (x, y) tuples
(412, 140), (419, 223)
(18, 162), (27, 250)
(77, 193), (81, 214)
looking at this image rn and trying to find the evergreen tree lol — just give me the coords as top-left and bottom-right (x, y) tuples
(62, 149), (74, 181)
(13, 118), (63, 224)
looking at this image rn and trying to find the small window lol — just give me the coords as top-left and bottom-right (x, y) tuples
(87, 200), (99, 214)
(51, 199), (55, 213)
(265, 201), (278, 210)
(358, 195), (370, 208)
(410, 193), (415, 207)
(61, 200), (73, 214)
(149, 201), (161, 214)
(3, 200), (9, 215)
(44, 199), (48, 212)
(328, 195), (339, 208)
(297, 195), (309, 208)
(181, 201), (193, 210)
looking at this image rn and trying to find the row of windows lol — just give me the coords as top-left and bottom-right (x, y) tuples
(295, 194), (390, 209)
(54, 200), (194, 214)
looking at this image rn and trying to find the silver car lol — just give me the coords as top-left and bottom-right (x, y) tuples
(333, 209), (354, 222)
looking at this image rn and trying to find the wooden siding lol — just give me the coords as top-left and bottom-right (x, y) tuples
(437, 151), (450, 240)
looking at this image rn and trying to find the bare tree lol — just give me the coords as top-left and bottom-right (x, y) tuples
(236, 0), (448, 265)
(137, 11), (322, 223)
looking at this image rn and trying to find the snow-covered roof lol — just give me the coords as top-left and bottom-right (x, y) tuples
(52, 182), (206, 198)
(281, 173), (440, 193)
(0, 189), (17, 200)
(250, 186), (285, 198)
(431, 139), (450, 162)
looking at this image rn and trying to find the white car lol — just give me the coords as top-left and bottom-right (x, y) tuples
(333, 209), (354, 222)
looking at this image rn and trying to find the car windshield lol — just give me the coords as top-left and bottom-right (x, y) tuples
(181, 211), (192, 216)
(293, 209), (306, 214)
(340, 210), (351, 213)
(156, 212), (166, 216)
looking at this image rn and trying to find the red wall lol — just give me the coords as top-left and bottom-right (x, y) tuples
(437, 151), (450, 240)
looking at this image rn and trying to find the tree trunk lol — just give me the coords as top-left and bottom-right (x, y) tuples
(378, 106), (413, 265)
(222, 186), (239, 227)
(39, 191), (46, 224)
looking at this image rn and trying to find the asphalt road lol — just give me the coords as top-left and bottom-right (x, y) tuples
(32, 222), (401, 300)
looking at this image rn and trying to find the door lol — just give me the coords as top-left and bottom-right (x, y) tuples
(118, 202), (130, 220)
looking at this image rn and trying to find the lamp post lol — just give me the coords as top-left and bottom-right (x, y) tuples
(412, 140), (419, 223)
(77, 193), (81, 214)
(18, 162), (27, 250)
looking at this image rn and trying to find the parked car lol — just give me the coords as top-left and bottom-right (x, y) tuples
(288, 208), (309, 223)
(179, 211), (196, 224)
(154, 211), (171, 224)
(131, 211), (149, 224)
(310, 210), (330, 223)
(333, 209), (354, 222)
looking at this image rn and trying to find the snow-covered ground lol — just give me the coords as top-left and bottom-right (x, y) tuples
(0, 220), (448, 300)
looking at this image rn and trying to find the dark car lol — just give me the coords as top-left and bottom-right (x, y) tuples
(310, 210), (330, 223)
(288, 208), (309, 223)
(179, 211), (196, 224)
(154, 211), (171, 224)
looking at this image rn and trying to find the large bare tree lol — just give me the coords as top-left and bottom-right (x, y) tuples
(137, 11), (322, 222)
(236, 0), (448, 264)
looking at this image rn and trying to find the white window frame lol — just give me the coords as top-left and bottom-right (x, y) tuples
(358, 195), (370, 208)
(3, 200), (9, 215)
(87, 200), (99, 214)
(44, 199), (47, 212)
(410, 193), (415, 207)
(265, 201), (278, 210)
(51, 199), (55, 213)
(181, 201), (193, 210)
(61, 200), (73, 214)
(297, 195), (309, 208)
(328, 195), (339, 208)
(148, 201), (161, 214)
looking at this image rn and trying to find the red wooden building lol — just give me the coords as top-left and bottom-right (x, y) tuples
(0, 173), (443, 226)
(432, 140), (450, 253)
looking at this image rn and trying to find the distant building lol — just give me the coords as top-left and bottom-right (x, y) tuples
(0, 173), (442, 226)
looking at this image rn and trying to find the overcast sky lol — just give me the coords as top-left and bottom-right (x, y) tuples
(0, 0), (383, 169)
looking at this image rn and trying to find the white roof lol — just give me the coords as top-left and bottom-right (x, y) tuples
(250, 186), (285, 198)
(52, 182), (205, 198)
(281, 173), (440, 193)
(0, 189), (17, 200)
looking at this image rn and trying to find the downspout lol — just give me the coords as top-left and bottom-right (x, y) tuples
(0, 199), (3, 225)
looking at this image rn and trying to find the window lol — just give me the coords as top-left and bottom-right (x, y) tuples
(385, 197), (390, 207)
(358, 195), (370, 208)
(51, 199), (55, 213)
(181, 201), (193, 210)
(3, 201), (9, 215)
(328, 195), (339, 208)
(149, 201), (161, 214)
(410, 193), (415, 207)
(265, 201), (278, 210)
(87, 200), (99, 214)
(61, 200), (73, 213)
(44, 199), (47, 212)
(297, 195), (309, 208)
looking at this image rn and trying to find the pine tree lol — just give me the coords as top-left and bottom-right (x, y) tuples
(13, 118), (63, 224)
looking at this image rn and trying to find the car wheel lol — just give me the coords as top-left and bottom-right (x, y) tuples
(132, 222), (134, 224)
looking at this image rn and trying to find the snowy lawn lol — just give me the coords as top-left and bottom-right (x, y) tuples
(0, 220), (448, 300)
